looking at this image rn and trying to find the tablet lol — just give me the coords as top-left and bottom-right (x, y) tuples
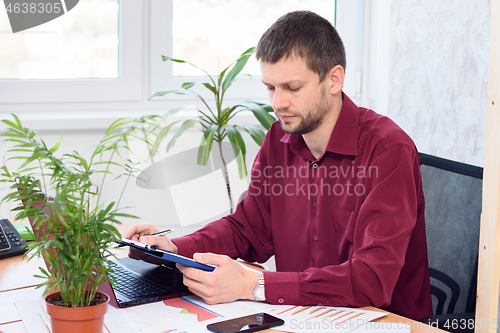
(116, 238), (216, 272)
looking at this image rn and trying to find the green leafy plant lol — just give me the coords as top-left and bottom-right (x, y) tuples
(0, 114), (163, 307)
(149, 47), (275, 213)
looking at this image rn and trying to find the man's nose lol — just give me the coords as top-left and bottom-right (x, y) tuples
(271, 89), (290, 111)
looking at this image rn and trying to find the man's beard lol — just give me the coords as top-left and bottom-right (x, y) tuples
(278, 87), (329, 135)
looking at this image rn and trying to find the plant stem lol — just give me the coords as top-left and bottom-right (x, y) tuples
(117, 162), (134, 210)
(96, 149), (115, 208)
(37, 159), (47, 194)
(218, 141), (233, 214)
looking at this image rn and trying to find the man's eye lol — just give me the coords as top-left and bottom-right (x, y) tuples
(289, 87), (300, 92)
(266, 86), (275, 91)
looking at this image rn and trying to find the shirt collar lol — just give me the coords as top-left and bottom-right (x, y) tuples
(280, 92), (359, 159)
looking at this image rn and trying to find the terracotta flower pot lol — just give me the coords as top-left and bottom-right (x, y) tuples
(45, 291), (109, 333)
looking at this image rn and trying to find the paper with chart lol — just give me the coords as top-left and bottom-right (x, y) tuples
(12, 291), (387, 333)
(154, 295), (387, 333)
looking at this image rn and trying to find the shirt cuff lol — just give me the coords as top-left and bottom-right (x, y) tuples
(264, 271), (300, 305)
(171, 236), (198, 258)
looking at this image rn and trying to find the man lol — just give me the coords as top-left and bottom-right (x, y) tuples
(125, 10), (432, 320)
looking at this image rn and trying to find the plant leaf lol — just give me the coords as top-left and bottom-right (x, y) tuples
(236, 124), (266, 146)
(149, 88), (203, 102)
(240, 101), (276, 130)
(149, 89), (212, 114)
(2, 119), (22, 131)
(161, 55), (212, 78)
(149, 120), (181, 157)
(221, 47), (255, 93)
(105, 118), (129, 135)
(226, 127), (247, 179)
(182, 82), (196, 89)
(197, 125), (217, 166)
(161, 55), (217, 90)
(48, 133), (64, 154)
(202, 82), (217, 95)
(167, 119), (198, 152)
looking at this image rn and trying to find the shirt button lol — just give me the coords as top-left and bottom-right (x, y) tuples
(313, 235), (318, 241)
(312, 201), (317, 207)
(312, 163), (318, 169)
(278, 298), (284, 304)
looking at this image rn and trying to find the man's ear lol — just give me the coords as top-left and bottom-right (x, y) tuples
(327, 65), (345, 95)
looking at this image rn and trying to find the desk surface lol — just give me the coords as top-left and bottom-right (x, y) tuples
(0, 222), (445, 333)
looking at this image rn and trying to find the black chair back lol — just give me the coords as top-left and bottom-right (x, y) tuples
(418, 153), (482, 332)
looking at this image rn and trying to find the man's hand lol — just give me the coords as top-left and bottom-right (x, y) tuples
(177, 253), (260, 305)
(123, 223), (178, 262)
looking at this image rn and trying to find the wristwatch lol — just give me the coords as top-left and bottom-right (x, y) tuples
(252, 272), (266, 301)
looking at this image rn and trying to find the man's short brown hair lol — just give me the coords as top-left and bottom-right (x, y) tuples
(256, 10), (346, 81)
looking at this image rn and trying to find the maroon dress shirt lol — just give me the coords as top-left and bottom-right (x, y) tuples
(172, 93), (433, 320)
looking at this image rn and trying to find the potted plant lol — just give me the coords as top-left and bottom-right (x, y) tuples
(0, 114), (161, 333)
(149, 47), (276, 213)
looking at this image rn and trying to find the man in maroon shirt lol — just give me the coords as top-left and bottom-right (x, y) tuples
(125, 11), (432, 320)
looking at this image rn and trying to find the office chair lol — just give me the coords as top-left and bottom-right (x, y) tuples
(417, 153), (483, 332)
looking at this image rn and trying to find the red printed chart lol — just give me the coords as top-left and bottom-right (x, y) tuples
(163, 297), (223, 322)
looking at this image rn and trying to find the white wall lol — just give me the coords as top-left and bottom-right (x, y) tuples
(386, 0), (490, 167)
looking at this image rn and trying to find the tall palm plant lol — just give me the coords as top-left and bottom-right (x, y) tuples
(149, 47), (275, 213)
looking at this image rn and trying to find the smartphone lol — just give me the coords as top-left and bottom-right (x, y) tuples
(207, 313), (284, 333)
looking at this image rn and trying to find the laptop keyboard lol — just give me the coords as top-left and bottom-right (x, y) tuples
(109, 264), (174, 299)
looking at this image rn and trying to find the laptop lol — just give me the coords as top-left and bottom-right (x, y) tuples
(21, 190), (191, 308)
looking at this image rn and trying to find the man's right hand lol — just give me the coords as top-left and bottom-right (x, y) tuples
(123, 223), (179, 262)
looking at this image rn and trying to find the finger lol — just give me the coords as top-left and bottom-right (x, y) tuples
(176, 263), (188, 273)
(123, 223), (159, 241)
(193, 252), (228, 266)
(181, 269), (208, 294)
(178, 265), (210, 287)
(123, 225), (140, 240)
(181, 270), (220, 305)
(139, 235), (176, 253)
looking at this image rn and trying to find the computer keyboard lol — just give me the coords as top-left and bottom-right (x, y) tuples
(109, 264), (174, 299)
(0, 219), (28, 259)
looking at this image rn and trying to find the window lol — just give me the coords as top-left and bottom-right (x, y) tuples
(0, 0), (119, 80)
(171, 0), (336, 77)
(0, 0), (141, 104)
(151, 0), (338, 102)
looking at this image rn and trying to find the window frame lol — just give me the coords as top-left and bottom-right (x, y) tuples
(0, 0), (143, 104)
(149, 0), (269, 104)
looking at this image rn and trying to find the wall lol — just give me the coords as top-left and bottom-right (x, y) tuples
(387, 0), (491, 167)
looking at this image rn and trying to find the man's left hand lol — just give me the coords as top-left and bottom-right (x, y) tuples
(177, 253), (260, 305)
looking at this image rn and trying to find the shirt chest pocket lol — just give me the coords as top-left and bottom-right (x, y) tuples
(331, 205), (356, 261)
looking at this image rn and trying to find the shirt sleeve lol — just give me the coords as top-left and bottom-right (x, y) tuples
(264, 144), (423, 308)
